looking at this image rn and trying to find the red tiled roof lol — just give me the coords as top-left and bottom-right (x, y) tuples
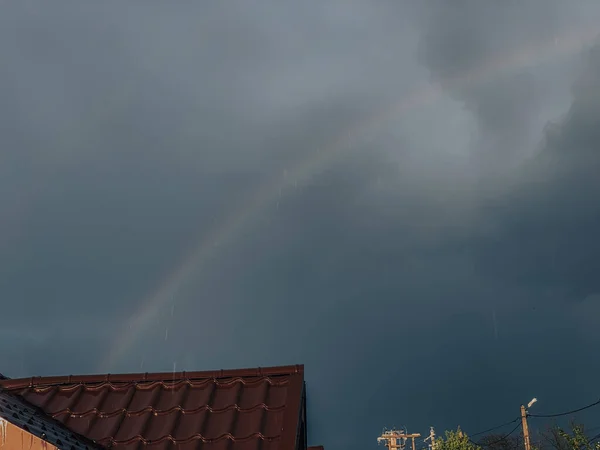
(0, 365), (305, 450)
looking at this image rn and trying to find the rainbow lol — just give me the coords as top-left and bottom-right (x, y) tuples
(102, 25), (599, 371)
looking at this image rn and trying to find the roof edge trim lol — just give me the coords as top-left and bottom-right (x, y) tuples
(0, 364), (305, 390)
(280, 372), (305, 450)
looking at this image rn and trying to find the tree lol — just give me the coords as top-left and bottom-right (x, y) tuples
(478, 433), (522, 450)
(556, 423), (600, 450)
(539, 423), (600, 450)
(540, 424), (572, 450)
(436, 428), (482, 450)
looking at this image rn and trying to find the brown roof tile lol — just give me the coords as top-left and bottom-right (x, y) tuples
(0, 365), (305, 450)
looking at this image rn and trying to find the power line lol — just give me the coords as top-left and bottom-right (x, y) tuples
(471, 418), (522, 438)
(588, 432), (600, 444)
(476, 422), (522, 447)
(466, 397), (600, 442)
(529, 398), (600, 418)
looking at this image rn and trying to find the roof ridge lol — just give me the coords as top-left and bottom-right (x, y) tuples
(0, 364), (304, 390)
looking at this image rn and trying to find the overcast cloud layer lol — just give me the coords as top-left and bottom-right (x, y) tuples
(2, 2), (600, 450)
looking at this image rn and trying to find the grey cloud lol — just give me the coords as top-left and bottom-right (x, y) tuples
(2, 2), (600, 450)
(415, 1), (570, 167)
(470, 40), (600, 301)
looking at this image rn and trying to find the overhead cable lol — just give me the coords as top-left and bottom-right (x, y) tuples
(470, 418), (521, 438)
(475, 422), (522, 448)
(529, 398), (600, 418)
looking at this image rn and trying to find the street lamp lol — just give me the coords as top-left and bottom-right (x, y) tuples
(521, 398), (538, 450)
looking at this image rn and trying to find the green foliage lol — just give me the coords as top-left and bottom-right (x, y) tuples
(540, 422), (600, 450)
(556, 424), (600, 450)
(439, 422), (600, 450)
(435, 428), (482, 450)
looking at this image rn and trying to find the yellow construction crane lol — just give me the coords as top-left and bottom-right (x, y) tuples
(377, 429), (422, 450)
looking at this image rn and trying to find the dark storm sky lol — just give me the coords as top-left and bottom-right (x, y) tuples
(2, 1), (600, 450)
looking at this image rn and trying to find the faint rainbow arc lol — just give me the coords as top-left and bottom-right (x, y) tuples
(102, 26), (598, 371)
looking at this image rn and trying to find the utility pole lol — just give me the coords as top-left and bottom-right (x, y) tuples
(377, 430), (421, 450)
(424, 427), (436, 450)
(521, 404), (531, 450)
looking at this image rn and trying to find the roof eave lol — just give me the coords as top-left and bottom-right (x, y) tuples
(0, 364), (305, 390)
(279, 370), (305, 450)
